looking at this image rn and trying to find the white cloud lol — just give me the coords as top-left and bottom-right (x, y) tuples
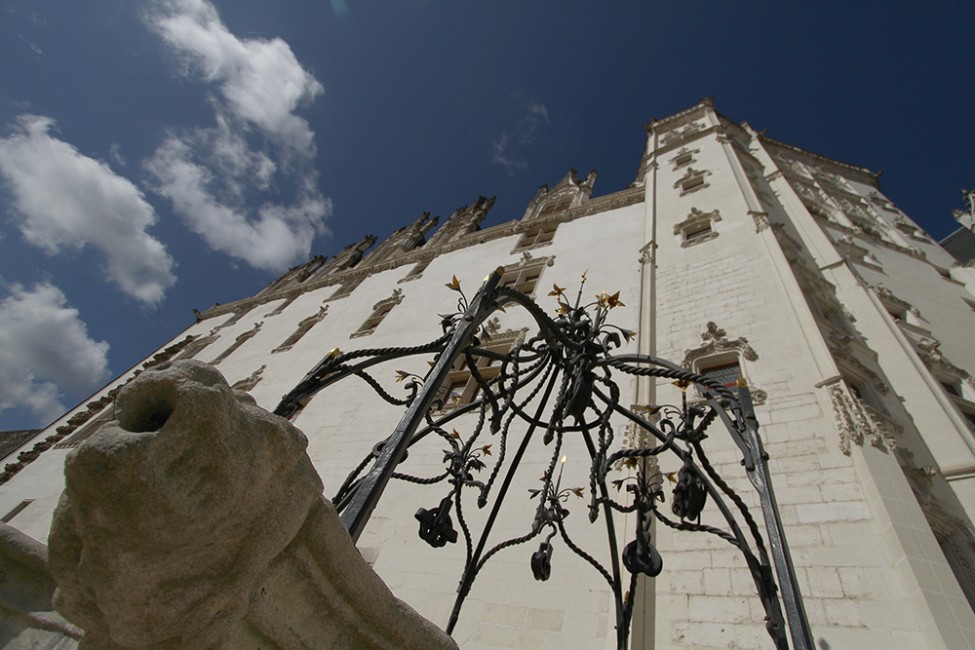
(147, 0), (323, 153)
(491, 134), (526, 176)
(144, 0), (331, 272)
(0, 282), (111, 425)
(0, 115), (177, 307)
(108, 143), (127, 168)
(490, 100), (550, 175)
(146, 131), (328, 271)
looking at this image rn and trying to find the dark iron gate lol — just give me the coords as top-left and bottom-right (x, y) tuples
(275, 268), (813, 649)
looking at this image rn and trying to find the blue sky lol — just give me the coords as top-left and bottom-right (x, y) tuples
(1, 0), (973, 430)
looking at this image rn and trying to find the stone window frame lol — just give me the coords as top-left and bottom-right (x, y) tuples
(833, 234), (883, 271)
(211, 321), (263, 365)
(231, 365), (267, 392)
(669, 147), (699, 170)
(327, 276), (364, 302)
(871, 285), (931, 338)
(512, 222), (558, 253)
(273, 305), (328, 353)
(893, 216), (932, 243)
(534, 196), (573, 220)
(1, 499), (34, 524)
(351, 290), (404, 339)
(915, 340), (975, 427)
(435, 329), (526, 410)
(674, 208), (721, 248)
(681, 322), (765, 405)
(398, 259), (431, 284)
(498, 254), (554, 297)
(175, 329), (219, 361)
(674, 167), (710, 196)
(697, 356), (743, 388)
(932, 264), (964, 286)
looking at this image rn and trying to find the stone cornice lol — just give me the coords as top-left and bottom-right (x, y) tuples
(198, 186), (644, 321)
(645, 102), (709, 133)
(761, 136), (881, 187)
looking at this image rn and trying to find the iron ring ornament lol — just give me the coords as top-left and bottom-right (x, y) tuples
(274, 268), (814, 649)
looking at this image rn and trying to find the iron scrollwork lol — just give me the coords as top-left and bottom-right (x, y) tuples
(275, 269), (813, 650)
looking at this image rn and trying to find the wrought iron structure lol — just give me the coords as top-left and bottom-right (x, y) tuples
(275, 268), (814, 649)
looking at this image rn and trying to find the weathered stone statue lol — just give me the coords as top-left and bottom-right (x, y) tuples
(48, 360), (457, 650)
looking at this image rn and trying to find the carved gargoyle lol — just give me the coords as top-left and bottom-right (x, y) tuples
(49, 360), (457, 650)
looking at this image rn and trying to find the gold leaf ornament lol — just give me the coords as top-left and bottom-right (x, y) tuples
(446, 275), (461, 291)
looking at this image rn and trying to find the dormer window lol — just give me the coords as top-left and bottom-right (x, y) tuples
(399, 259), (430, 284)
(513, 223), (558, 252)
(327, 276), (364, 301)
(537, 197), (572, 219)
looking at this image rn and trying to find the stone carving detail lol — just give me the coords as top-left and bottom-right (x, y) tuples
(48, 361), (458, 650)
(674, 167), (710, 195)
(2, 335), (199, 483)
(684, 321), (758, 365)
(0, 522), (82, 647)
(952, 188), (975, 230)
(751, 211), (770, 233)
(364, 212), (438, 268)
(668, 147), (699, 170)
(681, 323), (764, 404)
(822, 379), (900, 454)
(660, 121), (705, 148)
(622, 405), (657, 451)
(196, 187), (642, 324)
(231, 364), (267, 392)
(426, 196), (494, 248)
(673, 207), (721, 246)
(872, 284), (916, 315)
(522, 169), (596, 221)
(916, 340), (974, 388)
(483, 316), (502, 337)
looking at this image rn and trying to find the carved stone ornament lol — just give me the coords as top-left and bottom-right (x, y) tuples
(871, 284), (913, 314)
(198, 187), (643, 324)
(684, 321), (758, 365)
(48, 361), (458, 650)
(751, 211), (770, 233)
(916, 339), (973, 386)
(659, 120), (705, 148)
(821, 378), (900, 455)
(681, 323), (764, 404)
(231, 364), (267, 392)
(952, 188), (975, 230)
(673, 167), (710, 195)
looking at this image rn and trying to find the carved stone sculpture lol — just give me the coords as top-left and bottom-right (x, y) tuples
(48, 360), (457, 650)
